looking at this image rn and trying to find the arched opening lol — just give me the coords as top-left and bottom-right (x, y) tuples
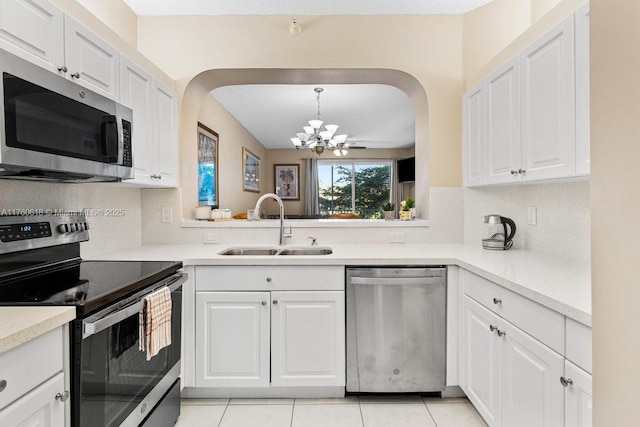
(178, 68), (429, 219)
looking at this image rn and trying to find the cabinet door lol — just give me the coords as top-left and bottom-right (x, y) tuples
(461, 296), (501, 426)
(120, 56), (154, 184)
(564, 360), (593, 427)
(196, 292), (270, 388)
(64, 16), (119, 100)
(575, 3), (590, 176)
(271, 291), (345, 387)
(0, 0), (64, 74)
(0, 372), (64, 427)
(520, 15), (576, 181)
(462, 82), (486, 187)
(501, 320), (564, 427)
(152, 80), (179, 187)
(486, 57), (522, 184)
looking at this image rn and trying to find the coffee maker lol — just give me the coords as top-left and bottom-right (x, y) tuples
(482, 215), (516, 250)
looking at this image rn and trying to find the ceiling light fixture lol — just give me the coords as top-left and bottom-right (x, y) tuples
(290, 88), (350, 156)
(289, 18), (302, 35)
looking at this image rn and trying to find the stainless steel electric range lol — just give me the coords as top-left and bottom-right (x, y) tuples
(0, 213), (185, 427)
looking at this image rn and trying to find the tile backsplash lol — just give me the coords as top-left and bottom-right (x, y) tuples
(0, 180), (142, 258)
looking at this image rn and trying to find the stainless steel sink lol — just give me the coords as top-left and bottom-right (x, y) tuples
(278, 247), (333, 256)
(219, 247), (280, 256)
(218, 246), (332, 256)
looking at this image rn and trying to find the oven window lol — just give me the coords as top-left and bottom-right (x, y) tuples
(76, 289), (181, 427)
(3, 72), (115, 163)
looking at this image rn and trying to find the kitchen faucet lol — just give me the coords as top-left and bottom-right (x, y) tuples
(253, 193), (292, 245)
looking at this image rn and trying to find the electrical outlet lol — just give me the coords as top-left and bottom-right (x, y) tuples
(389, 231), (405, 243)
(527, 206), (537, 226)
(203, 233), (219, 244)
(161, 207), (172, 223)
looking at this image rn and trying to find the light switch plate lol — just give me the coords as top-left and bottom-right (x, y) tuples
(527, 206), (537, 225)
(203, 233), (219, 244)
(389, 231), (405, 243)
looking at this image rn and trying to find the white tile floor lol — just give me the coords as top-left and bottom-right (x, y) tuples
(175, 396), (487, 427)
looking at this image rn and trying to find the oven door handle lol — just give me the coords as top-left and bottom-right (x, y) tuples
(82, 273), (186, 339)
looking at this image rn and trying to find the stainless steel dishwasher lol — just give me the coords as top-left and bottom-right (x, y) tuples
(346, 267), (446, 393)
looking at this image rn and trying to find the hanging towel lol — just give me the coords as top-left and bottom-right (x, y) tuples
(139, 286), (172, 361)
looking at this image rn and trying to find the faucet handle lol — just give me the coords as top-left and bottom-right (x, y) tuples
(308, 236), (318, 246)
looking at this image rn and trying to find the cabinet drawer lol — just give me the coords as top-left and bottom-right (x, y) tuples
(196, 266), (344, 291)
(566, 318), (592, 374)
(461, 269), (564, 354)
(0, 326), (64, 410)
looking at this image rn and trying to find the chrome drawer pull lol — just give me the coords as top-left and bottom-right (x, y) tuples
(0, 380), (6, 393)
(493, 298), (502, 305)
(560, 377), (574, 387)
(55, 391), (70, 402)
(496, 329), (506, 337)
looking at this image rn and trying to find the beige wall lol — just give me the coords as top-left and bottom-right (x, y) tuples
(591, 1), (640, 424)
(75, 0), (137, 48)
(136, 14), (464, 201)
(464, 0), (587, 89)
(198, 94), (267, 215)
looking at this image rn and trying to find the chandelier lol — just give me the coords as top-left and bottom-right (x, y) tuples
(290, 88), (350, 156)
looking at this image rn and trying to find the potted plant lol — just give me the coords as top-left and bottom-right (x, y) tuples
(400, 198), (415, 220)
(381, 202), (395, 221)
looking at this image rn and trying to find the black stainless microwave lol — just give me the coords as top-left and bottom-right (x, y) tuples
(0, 49), (133, 182)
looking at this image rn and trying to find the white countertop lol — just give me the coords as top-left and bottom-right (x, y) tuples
(94, 243), (592, 326)
(0, 306), (75, 354)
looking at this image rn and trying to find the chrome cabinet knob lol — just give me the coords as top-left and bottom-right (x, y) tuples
(70, 72), (80, 79)
(273, 300), (278, 305)
(497, 329), (506, 337)
(57, 66), (68, 73)
(560, 377), (574, 387)
(518, 169), (526, 175)
(489, 325), (497, 333)
(0, 379), (6, 393)
(493, 298), (502, 305)
(510, 170), (518, 175)
(55, 391), (70, 402)
(266, 277), (272, 283)
(261, 301), (267, 306)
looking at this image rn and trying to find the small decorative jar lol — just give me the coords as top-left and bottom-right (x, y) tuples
(399, 210), (412, 221)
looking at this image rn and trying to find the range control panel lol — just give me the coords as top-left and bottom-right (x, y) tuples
(0, 213), (89, 254)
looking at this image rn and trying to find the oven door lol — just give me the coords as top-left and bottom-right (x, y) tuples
(71, 273), (185, 427)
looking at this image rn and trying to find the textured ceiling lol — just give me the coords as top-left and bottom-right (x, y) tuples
(211, 84), (415, 150)
(122, 0), (494, 16)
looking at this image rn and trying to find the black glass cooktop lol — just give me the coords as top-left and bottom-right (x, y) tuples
(0, 260), (182, 317)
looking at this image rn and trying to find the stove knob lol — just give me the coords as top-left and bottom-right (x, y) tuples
(69, 223), (76, 232)
(84, 222), (89, 230)
(56, 224), (67, 234)
(77, 223), (84, 231)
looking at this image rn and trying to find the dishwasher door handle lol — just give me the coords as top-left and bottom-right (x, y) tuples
(350, 276), (443, 286)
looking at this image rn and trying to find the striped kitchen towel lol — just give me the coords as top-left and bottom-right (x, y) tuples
(139, 286), (172, 361)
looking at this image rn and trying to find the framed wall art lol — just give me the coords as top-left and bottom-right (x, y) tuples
(197, 122), (219, 207)
(274, 164), (300, 200)
(242, 147), (260, 192)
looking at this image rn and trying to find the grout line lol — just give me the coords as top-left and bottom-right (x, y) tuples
(290, 399), (295, 427)
(216, 401), (230, 427)
(357, 396), (366, 427)
(423, 398), (438, 427)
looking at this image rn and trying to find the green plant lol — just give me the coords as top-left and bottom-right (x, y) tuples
(381, 202), (395, 211)
(401, 198), (415, 211)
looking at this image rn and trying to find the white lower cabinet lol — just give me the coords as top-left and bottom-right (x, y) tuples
(564, 360), (592, 427)
(462, 295), (564, 427)
(0, 372), (64, 427)
(195, 280), (345, 391)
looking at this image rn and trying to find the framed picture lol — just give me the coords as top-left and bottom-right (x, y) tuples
(242, 147), (260, 192)
(274, 164), (300, 200)
(197, 122), (219, 207)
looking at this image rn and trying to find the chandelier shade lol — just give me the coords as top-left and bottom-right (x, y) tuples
(291, 87), (350, 156)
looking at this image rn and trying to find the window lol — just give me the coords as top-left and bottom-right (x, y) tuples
(318, 160), (392, 219)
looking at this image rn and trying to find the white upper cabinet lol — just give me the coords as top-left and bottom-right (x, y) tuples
(520, 15), (576, 181)
(462, 8), (589, 187)
(152, 80), (179, 186)
(0, 0), (64, 73)
(64, 16), (119, 100)
(486, 57), (522, 184)
(463, 83), (486, 187)
(120, 57), (154, 181)
(575, 3), (590, 176)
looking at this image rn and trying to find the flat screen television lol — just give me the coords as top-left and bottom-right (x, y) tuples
(397, 157), (415, 183)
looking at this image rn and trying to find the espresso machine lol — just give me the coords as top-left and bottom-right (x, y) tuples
(482, 215), (516, 250)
